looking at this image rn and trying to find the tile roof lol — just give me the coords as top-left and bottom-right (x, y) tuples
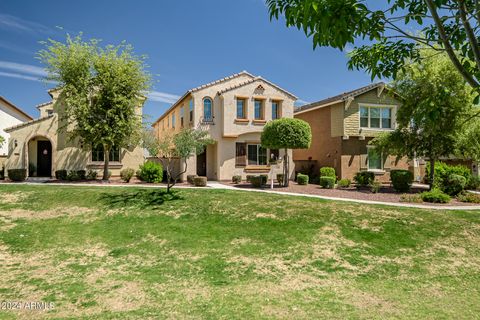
(36, 101), (53, 109)
(217, 76), (297, 99)
(4, 114), (54, 133)
(295, 82), (385, 113)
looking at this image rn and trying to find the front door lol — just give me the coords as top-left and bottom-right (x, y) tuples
(37, 140), (52, 177)
(196, 150), (207, 177)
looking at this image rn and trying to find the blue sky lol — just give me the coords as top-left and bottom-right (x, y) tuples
(0, 0), (375, 123)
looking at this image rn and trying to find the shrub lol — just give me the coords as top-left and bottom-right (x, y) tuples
(138, 161), (163, 183)
(55, 169), (68, 180)
(0, 166), (4, 180)
(67, 170), (80, 181)
(466, 175), (480, 190)
(319, 167), (336, 180)
(250, 176), (265, 188)
(337, 178), (351, 188)
(232, 175), (242, 184)
(77, 170), (86, 180)
(86, 170), (98, 180)
(120, 168), (135, 183)
(354, 171), (375, 187)
(399, 194), (423, 203)
(8, 169), (26, 182)
(260, 175), (268, 185)
(297, 173), (309, 185)
(457, 191), (480, 203)
(370, 181), (382, 193)
(193, 176), (207, 187)
(390, 169), (413, 193)
(442, 174), (466, 196)
(319, 176), (335, 189)
(426, 161), (471, 187)
(187, 175), (198, 184)
(421, 189), (451, 203)
(277, 174), (284, 185)
(28, 163), (36, 176)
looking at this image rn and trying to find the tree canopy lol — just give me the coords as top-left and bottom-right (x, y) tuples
(456, 118), (480, 162)
(267, 0), (480, 97)
(38, 34), (151, 180)
(371, 50), (474, 188)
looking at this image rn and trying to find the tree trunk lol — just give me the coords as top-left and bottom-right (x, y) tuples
(103, 145), (110, 181)
(429, 158), (435, 191)
(284, 148), (289, 187)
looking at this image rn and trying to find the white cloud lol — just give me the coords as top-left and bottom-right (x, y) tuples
(295, 99), (310, 106)
(0, 71), (43, 82)
(148, 91), (181, 104)
(0, 14), (52, 34)
(0, 60), (47, 77)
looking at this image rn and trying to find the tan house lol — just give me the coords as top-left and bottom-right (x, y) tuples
(152, 71), (297, 181)
(293, 83), (415, 182)
(4, 88), (145, 178)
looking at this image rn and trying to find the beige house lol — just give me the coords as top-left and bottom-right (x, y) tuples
(294, 83), (416, 182)
(0, 96), (33, 169)
(152, 71), (297, 181)
(4, 88), (145, 178)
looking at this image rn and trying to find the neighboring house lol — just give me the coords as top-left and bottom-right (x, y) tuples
(0, 96), (33, 169)
(4, 88), (145, 178)
(152, 71), (297, 181)
(293, 83), (415, 182)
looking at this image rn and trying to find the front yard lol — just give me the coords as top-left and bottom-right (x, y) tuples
(1, 184), (480, 319)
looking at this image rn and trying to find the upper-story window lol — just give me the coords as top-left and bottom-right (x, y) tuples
(237, 98), (246, 119)
(272, 101), (280, 120)
(189, 99), (194, 122)
(254, 99), (264, 120)
(172, 113), (176, 128)
(203, 98), (213, 121)
(180, 107), (184, 127)
(47, 109), (54, 116)
(360, 105), (393, 129)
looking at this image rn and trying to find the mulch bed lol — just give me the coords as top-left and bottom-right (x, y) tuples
(222, 181), (478, 207)
(44, 178), (192, 187)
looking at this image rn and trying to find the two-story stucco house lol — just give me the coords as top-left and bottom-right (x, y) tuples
(4, 88), (145, 178)
(293, 83), (415, 182)
(152, 71), (297, 181)
(0, 96), (33, 169)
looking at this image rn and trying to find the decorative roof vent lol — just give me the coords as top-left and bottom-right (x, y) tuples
(254, 84), (265, 95)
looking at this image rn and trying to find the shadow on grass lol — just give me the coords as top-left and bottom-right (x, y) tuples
(100, 189), (184, 209)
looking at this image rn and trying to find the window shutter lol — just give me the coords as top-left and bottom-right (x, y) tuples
(360, 153), (368, 170)
(236, 143), (246, 167)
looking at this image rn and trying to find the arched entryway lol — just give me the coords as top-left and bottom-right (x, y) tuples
(28, 136), (52, 177)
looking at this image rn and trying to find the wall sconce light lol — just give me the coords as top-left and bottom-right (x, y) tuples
(14, 140), (17, 148)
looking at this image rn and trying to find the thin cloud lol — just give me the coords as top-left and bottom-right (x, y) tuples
(148, 91), (181, 104)
(295, 99), (310, 106)
(0, 60), (47, 77)
(0, 71), (55, 84)
(0, 13), (52, 34)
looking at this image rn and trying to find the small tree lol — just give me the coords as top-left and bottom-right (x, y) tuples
(371, 50), (474, 189)
(456, 118), (480, 162)
(144, 127), (213, 192)
(38, 34), (151, 180)
(261, 118), (311, 187)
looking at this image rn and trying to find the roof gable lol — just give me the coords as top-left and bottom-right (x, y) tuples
(0, 96), (33, 121)
(217, 76), (297, 99)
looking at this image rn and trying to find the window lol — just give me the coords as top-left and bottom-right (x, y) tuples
(180, 107), (184, 127)
(270, 149), (279, 162)
(360, 106), (394, 129)
(272, 101), (280, 120)
(254, 99), (264, 120)
(236, 98), (246, 119)
(92, 144), (120, 162)
(247, 144), (267, 165)
(172, 113), (176, 128)
(235, 142), (247, 167)
(203, 98), (213, 121)
(189, 99), (194, 122)
(47, 109), (54, 116)
(368, 147), (383, 170)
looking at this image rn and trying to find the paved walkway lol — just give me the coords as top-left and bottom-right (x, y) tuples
(2, 180), (480, 211)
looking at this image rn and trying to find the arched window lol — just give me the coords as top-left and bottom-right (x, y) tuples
(203, 98), (213, 121)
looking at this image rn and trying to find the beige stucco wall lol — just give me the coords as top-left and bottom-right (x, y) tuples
(5, 93), (145, 178)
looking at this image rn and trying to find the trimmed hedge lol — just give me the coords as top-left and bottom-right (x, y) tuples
(86, 170), (98, 180)
(138, 161), (163, 183)
(337, 178), (351, 188)
(120, 168), (135, 183)
(187, 175), (197, 184)
(319, 176), (335, 189)
(250, 175), (267, 188)
(297, 173), (309, 185)
(426, 161), (471, 187)
(421, 189), (451, 203)
(466, 175), (480, 190)
(442, 174), (466, 196)
(67, 171), (80, 181)
(320, 167), (336, 179)
(390, 169), (413, 193)
(0, 166), (4, 180)
(277, 174), (284, 185)
(193, 176), (207, 187)
(55, 169), (68, 180)
(354, 171), (375, 187)
(77, 170), (86, 180)
(232, 175), (242, 184)
(457, 191), (480, 203)
(8, 169), (26, 182)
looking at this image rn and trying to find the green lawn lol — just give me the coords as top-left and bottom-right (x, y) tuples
(0, 184), (479, 319)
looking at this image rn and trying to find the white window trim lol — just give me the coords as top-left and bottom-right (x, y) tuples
(367, 146), (384, 172)
(359, 103), (397, 131)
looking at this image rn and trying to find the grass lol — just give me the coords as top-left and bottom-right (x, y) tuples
(0, 184), (479, 319)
